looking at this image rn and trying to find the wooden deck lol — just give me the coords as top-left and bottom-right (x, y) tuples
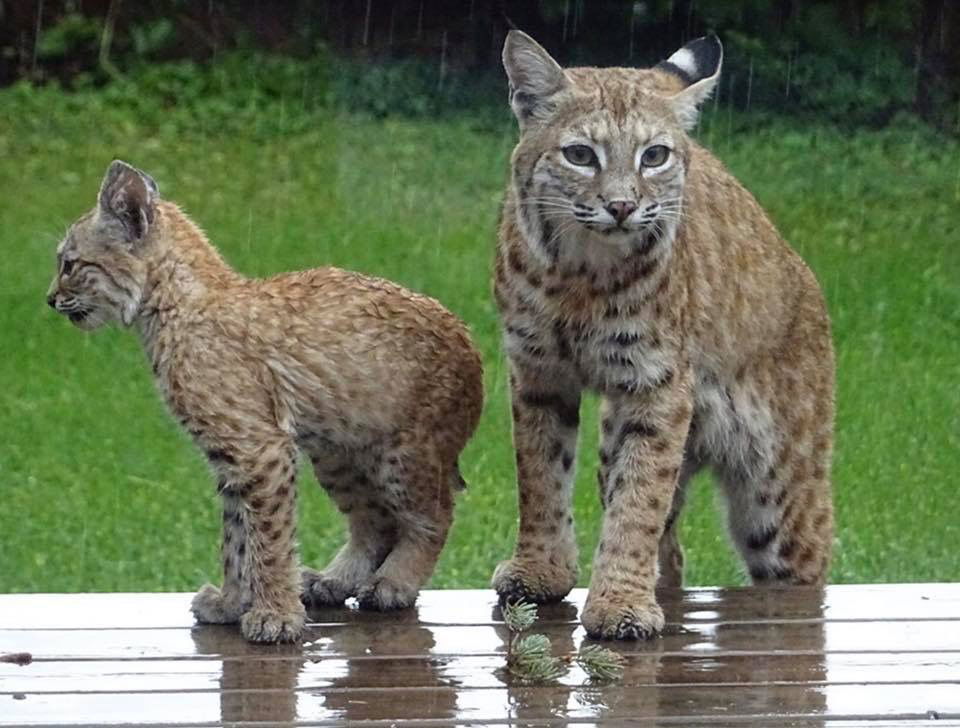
(1, 585), (959, 726)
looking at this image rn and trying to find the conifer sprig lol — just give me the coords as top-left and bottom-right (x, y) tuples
(502, 600), (564, 682)
(576, 643), (626, 682)
(502, 599), (538, 632)
(500, 599), (625, 684)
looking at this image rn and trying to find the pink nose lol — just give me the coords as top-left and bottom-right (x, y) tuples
(606, 200), (637, 223)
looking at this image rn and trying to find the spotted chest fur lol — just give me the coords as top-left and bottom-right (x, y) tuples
(497, 234), (677, 399)
(491, 32), (835, 642)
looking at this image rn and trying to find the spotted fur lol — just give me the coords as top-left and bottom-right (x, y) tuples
(491, 32), (834, 640)
(47, 160), (483, 643)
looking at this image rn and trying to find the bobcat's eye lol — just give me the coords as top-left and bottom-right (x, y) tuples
(562, 144), (598, 167)
(61, 259), (77, 276)
(641, 145), (670, 168)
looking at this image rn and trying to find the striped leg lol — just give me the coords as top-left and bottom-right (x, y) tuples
(656, 453), (702, 588)
(492, 363), (581, 604)
(191, 492), (252, 624)
(358, 450), (454, 611)
(582, 368), (693, 640)
(723, 377), (834, 586)
(303, 453), (390, 608)
(236, 438), (305, 643)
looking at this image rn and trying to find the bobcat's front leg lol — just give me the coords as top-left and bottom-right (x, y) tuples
(191, 492), (252, 624)
(583, 366), (693, 639)
(492, 363), (581, 604)
(193, 436), (305, 643)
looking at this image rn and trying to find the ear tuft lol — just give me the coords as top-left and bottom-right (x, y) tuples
(502, 30), (567, 125)
(98, 160), (159, 243)
(656, 35), (723, 130)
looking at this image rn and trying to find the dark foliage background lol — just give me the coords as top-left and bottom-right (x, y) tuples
(2, 0), (958, 130)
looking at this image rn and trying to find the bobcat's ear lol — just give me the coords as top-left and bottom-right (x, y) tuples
(503, 30), (568, 126)
(656, 35), (723, 130)
(98, 160), (159, 243)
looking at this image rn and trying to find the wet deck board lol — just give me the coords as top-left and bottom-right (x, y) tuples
(1, 585), (959, 726)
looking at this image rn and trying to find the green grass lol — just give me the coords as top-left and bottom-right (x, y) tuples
(1, 90), (958, 593)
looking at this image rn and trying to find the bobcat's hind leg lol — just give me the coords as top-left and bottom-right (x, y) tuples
(303, 458), (394, 608)
(721, 363), (834, 586)
(656, 455), (700, 589)
(357, 448), (454, 611)
(356, 512), (451, 611)
(657, 508), (684, 589)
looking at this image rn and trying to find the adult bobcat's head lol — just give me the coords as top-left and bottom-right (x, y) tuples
(46, 160), (158, 330)
(503, 31), (721, 261)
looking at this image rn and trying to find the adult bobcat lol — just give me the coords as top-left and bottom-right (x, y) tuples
(47, 160), (483, 643)
(492, 32), (834, 640)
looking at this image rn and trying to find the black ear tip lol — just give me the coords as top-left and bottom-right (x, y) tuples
(106, 159), (135, 177)
(102, 160), (159, 198)
(687, 33), (723, 71)
(691, 33), (721, 50)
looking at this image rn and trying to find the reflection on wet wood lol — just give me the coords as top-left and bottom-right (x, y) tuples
(1, 586), (959, 725)
(4, 584), (960, 629)
(6, 652), (959, 693)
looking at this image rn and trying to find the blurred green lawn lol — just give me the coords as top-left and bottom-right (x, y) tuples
(1, 101), (958, 593)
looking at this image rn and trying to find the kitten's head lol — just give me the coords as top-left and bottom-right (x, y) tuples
(46, 160), (159, 330)
(503, 31), (721, 253)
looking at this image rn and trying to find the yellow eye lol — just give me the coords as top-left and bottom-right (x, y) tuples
(562, 144), (598, 167)
(641, 145), (670, 168)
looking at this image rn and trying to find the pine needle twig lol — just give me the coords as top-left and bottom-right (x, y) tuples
(501, 599), (564, 682)
(510, 633), (565, 682)
(499, 598), (625, 684)
(576, 643), (626, 682)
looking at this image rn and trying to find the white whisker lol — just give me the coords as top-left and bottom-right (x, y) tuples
(544, 219), (578, 249)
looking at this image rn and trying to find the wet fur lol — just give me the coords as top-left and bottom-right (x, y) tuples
(47, 161), (484, 643)
(492, 33), (834, 640)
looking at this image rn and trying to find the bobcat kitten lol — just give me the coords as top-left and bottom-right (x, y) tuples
(492, 32), (834, 640)
(47, 160), (483, 643)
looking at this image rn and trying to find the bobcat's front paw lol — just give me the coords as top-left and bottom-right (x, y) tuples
(356, 575), (418, 611)
(240, 605), (306, 643)
(581, 592), (664, 641)
(492, 557), (577, 605)
(301, 567), (351, 608)
(191, 583), (246, 625)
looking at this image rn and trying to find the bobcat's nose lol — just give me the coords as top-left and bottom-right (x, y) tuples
(46, 293), (58, 309)
(606, 200), (638, 224)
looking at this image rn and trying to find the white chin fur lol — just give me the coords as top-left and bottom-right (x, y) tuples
(121, 302), (139, 326)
